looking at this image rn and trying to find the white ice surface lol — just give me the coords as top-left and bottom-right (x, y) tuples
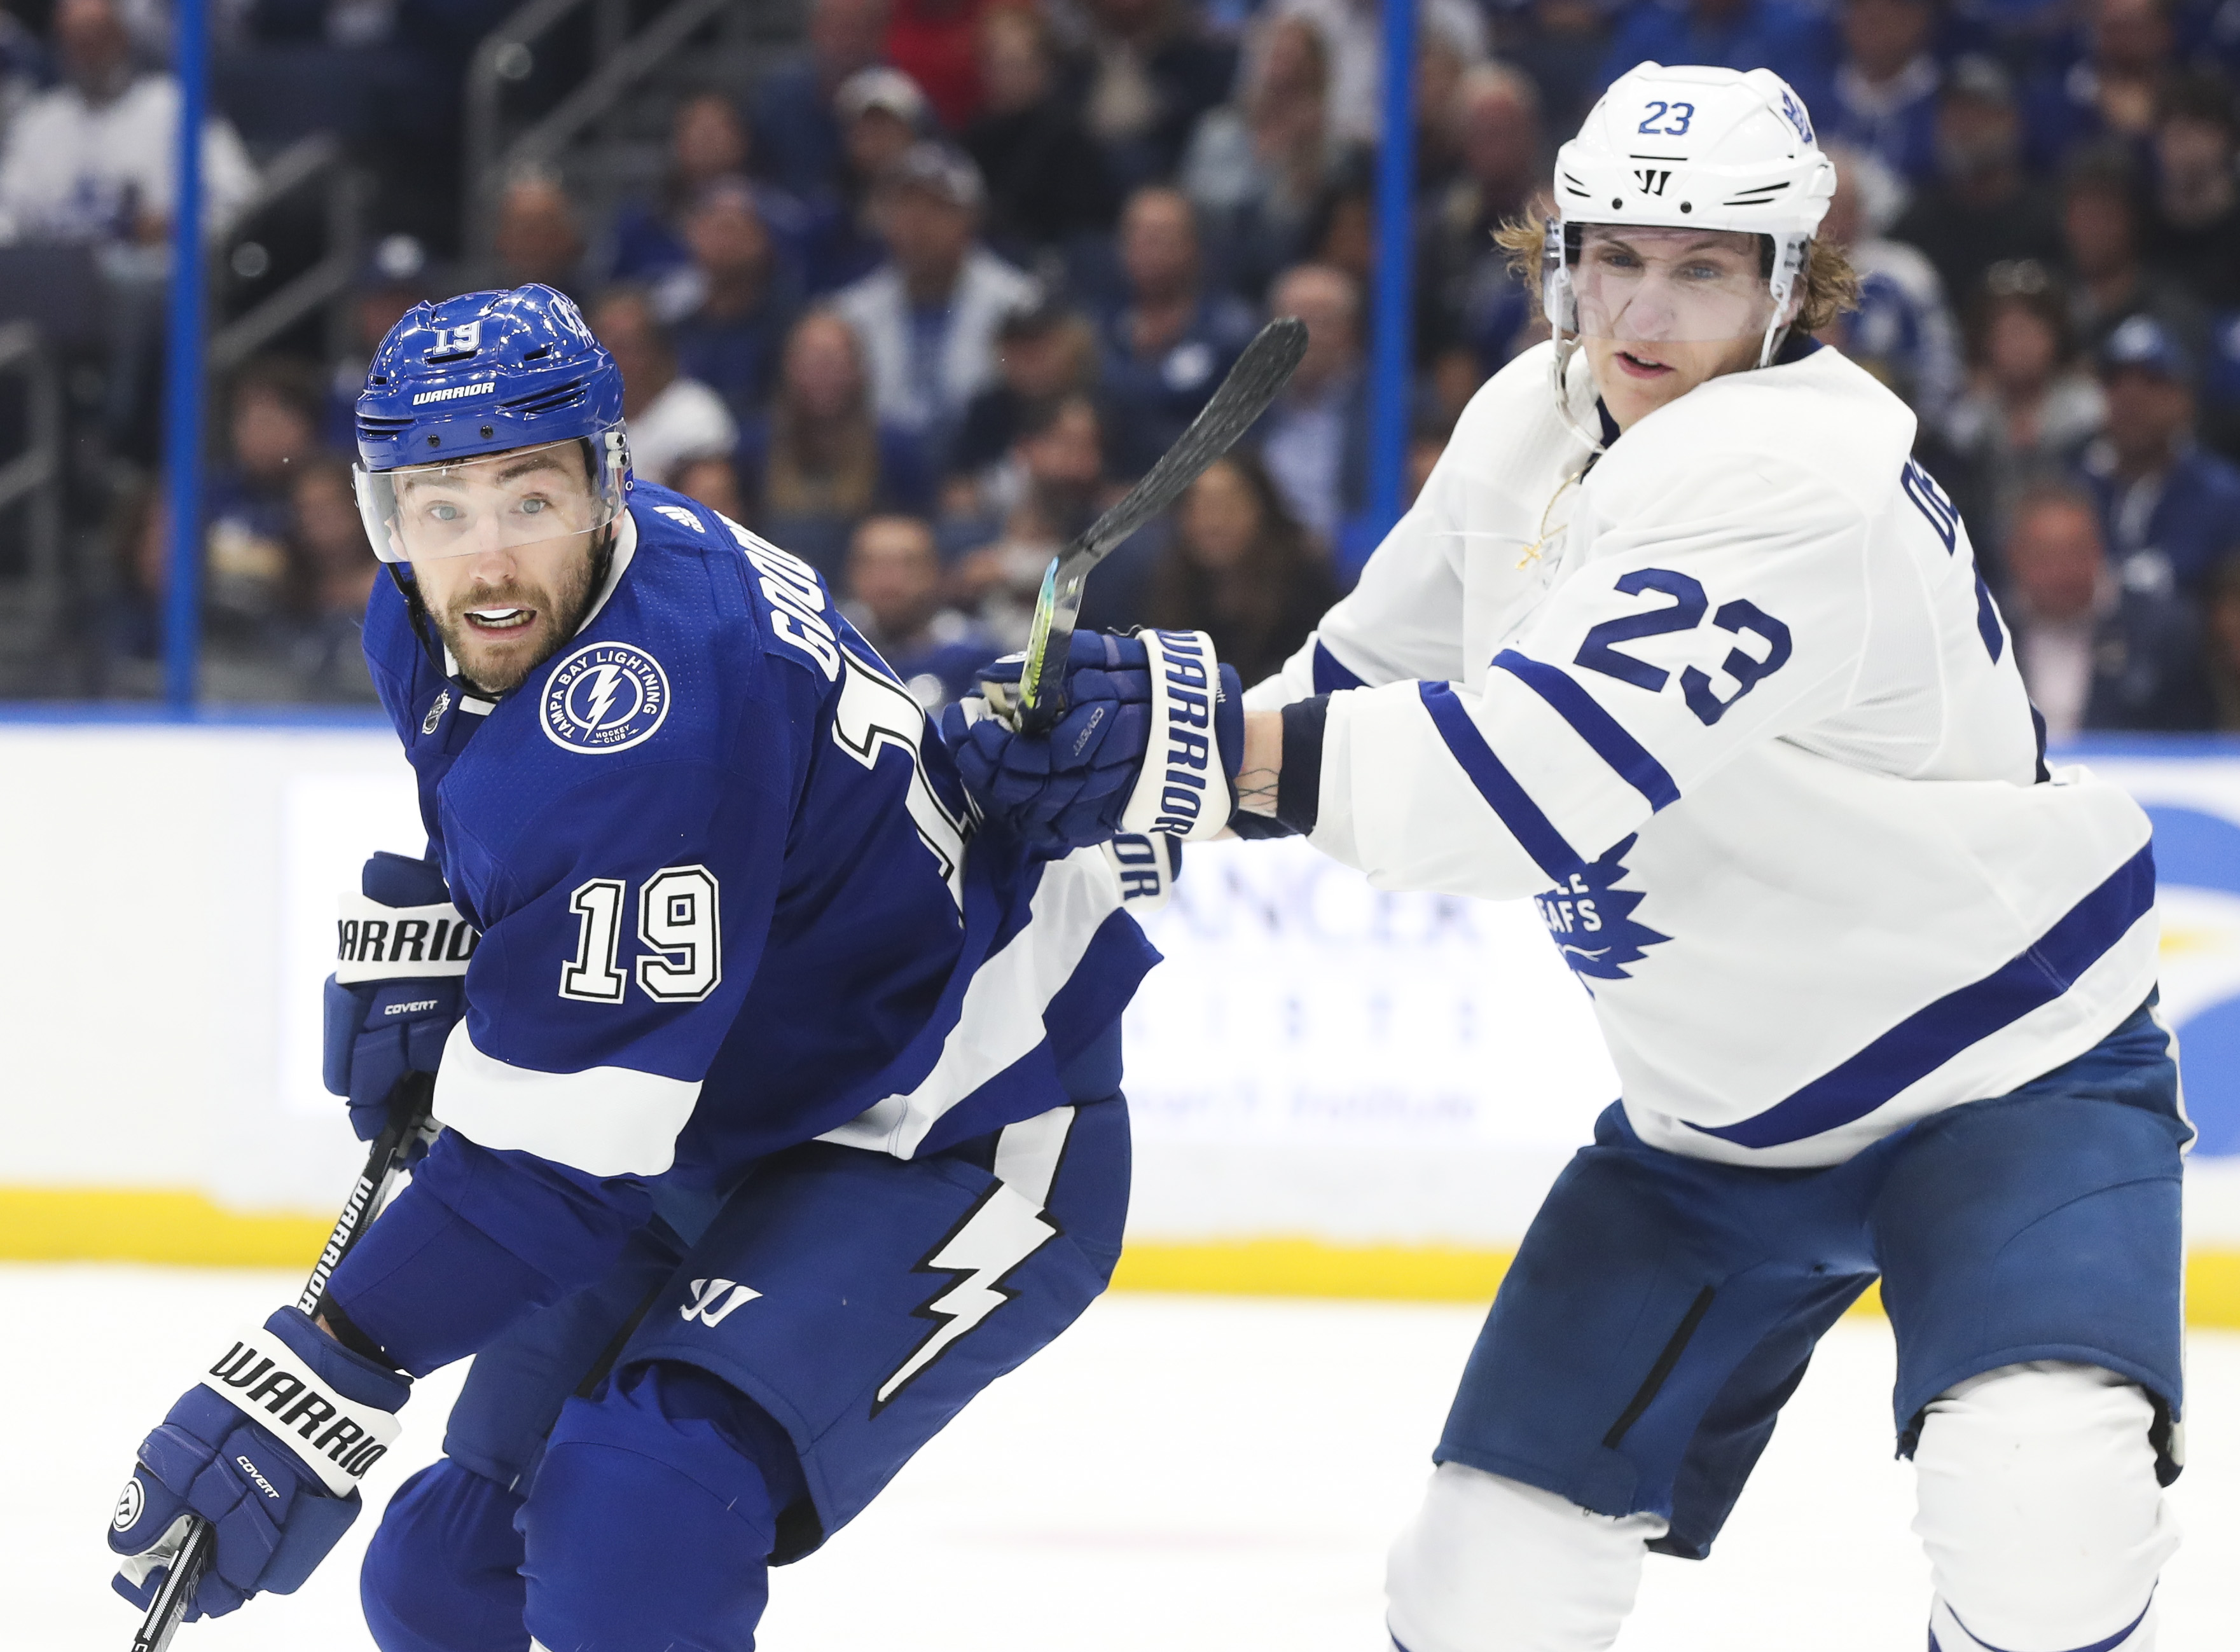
(8, 1264), (2236, 1651)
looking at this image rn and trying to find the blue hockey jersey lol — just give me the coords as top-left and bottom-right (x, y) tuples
(326, 485), (1159, 1374)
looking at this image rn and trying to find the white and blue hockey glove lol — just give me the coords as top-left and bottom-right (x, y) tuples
(109, 1306), (409, 1621)
(942, 629), (1243, 857)
(322, 851), (476, 1143)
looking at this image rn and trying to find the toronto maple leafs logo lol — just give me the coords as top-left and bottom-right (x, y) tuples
(1533, 835), (1669, 984)
(1778, 88), (1814, 144)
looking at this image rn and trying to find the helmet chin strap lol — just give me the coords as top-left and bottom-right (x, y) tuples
(1547, 330), (1608, 455)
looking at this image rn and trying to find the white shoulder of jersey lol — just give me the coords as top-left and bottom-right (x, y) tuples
(1244, 340), (1596, 712)
(1586, 343), (1919, 525)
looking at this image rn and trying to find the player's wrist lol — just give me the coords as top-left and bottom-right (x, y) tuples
(1234, 710), (1283, 818)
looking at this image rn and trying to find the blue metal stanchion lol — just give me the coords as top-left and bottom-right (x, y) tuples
(161, 0), (209, 711)
(1365, 0), (1418, 540)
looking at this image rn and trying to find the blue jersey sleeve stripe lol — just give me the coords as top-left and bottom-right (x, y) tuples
(1692, 843), (2156, 1150)
(1312, 640), (1366, 692)
(1415, 680), (1584, 882)
(1493, 649), (1680, 811)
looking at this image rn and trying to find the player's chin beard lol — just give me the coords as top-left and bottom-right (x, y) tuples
(431, 558), (600, 698)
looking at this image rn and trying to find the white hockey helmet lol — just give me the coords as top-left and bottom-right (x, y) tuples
(1544, 64), (1836, 378)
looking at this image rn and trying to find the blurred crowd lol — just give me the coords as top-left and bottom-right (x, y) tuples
(22, 0), (2240, 730)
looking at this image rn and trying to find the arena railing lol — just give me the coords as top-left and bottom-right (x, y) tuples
(0, 320), (66, 671)
(461, 0), (743, 287)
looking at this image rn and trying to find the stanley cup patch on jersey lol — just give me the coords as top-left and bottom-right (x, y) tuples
(541, 641), (672, 753)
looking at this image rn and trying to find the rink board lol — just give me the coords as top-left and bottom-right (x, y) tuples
(4, 715), (2239, 1312)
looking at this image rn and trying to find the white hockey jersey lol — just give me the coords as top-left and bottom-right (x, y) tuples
(1249, 340), (2158, 1167)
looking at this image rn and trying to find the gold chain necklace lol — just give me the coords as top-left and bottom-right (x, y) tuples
(1518, 462), (1590, 568)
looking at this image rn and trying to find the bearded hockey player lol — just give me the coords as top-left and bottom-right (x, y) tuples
(950, 64), (2186, 1652)
(106, 284), (1165, 1651)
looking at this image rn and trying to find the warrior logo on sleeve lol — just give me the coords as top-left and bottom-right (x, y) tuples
(542, 642), (672, 754)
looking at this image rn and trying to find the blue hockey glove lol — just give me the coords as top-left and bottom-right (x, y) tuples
(109, 1306), (410, 1621)
(941, 629), (1243, 857)
(322, 851), (476, 1143)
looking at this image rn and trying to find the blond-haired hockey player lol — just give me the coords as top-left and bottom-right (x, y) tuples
(947, 62), (2186, 1652)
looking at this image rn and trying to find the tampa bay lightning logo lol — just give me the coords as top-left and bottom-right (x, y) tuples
(541, 640), (670, 754)
(1534, 834), (1669, 982)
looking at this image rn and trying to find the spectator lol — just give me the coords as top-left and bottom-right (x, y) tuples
(2023, 0), (2176, 170)
(673, 455), (750, 521)
(1149, 451), (1338, 685)
(815, 67), (937, 293)
(1301, 152), (1376, 292)
(888, 0), (989, 132)
(1816, 143), (1961, 419)
(963, 6), (1121, 259)
(2143, 71), (2240, 312)
(2204, 553), (2240, 727)
(491, 172), (589, 301)
(207, 359), (326, 638)
(670, 177), (806, 427)
(1076, 0), (1240, 191)
(2001, 480), (2208, 733)
(282, 455), (382, 703)
(1934, 261), (2106, 562)
(1816, 0), (1942, 185)
(834, 143), (1038, 471)
(843, 513), (998, 708)
(965, 385), (1114, 539)
(2077, 313), (2240, 596)
(325, 233), (441, 449)
(1412, 29), (1474, 199)
(1257, 262), (1371, 559)
(611, 93), (749, 282)
(741, 308), (934, 579)
(1274, 0), (1486, 148)
(592, 287), (740, 488)
(1891, 57), (2066, 315)
(946, 298), (1102, 514)
(2059, 146), (2208, 359)
(953, 391), (1132, 634)
(607, 94), (815, 299)
(1420, 64), (1547, 391)
(1097, 185), (1259, 478)
(1594, 0), (1829, 111)
(1182, 13), (1347, 303)
(0, 0), (256, 247)
(753, 0), (893, 205)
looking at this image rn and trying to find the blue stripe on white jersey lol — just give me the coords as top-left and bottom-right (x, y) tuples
(1416, 680), (1583, 882)
(1492, 649), (1680, 811)
(1691, 843), (2157, 1150)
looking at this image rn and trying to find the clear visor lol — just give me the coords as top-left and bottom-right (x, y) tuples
(355, 437), (625, 565)
(1550, 225), (1779, 345)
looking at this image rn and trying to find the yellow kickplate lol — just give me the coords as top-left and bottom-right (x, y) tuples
(0, 1187), (329, 1269)
(1112, 1239), (2228, 1327)
(4, 1192), (2236, 1328)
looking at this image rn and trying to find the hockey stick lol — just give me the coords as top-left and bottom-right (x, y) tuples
(129, 1073), (437, 1652)
(1014, 315), (1308, 735)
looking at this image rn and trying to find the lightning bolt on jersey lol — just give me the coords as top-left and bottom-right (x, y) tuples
(1250, 341), (2159, 1168)
(363, 484), (1158, 1188)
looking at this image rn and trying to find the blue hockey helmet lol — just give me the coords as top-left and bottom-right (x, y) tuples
(354, 284), (632, 565)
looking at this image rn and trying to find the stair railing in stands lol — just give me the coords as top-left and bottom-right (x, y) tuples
(0, 320), (66, 664)
(208, 132), (369, 377)
(462, 0), (737, 287)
